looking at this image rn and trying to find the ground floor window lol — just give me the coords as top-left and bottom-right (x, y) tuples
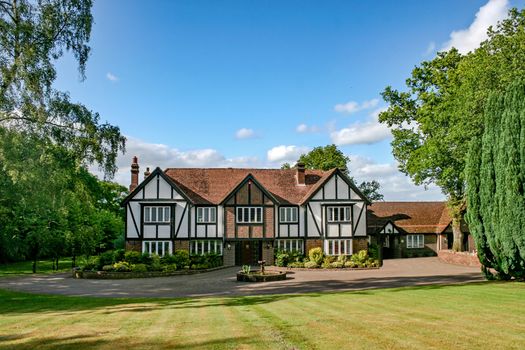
(190, 240), (223, 255)
(276, 239), (303, 253)
(407, 234), (424, 249)
(383, 236), (390, 248)
(324, 239), (352, 256)
(143, 241), (172, 256)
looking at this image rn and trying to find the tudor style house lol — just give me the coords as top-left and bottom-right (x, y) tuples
(122, 157), (370, 265)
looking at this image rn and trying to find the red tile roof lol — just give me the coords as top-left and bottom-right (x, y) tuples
(367, 201), (451, 234)
(164, 168), (332, 205)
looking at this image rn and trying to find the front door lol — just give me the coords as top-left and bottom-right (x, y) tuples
(239, 241), (260, 265)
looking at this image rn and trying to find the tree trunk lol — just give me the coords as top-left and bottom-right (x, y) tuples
(451, 217), (464, 252)
(56, 257), (59, 271)
(72, 255), (76, 268)
(32, 257), (37, 273)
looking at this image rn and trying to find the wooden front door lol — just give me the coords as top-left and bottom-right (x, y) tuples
(239, 241), (260, 265)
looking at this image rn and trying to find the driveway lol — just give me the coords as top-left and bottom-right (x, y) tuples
(0, 257), (483, 298)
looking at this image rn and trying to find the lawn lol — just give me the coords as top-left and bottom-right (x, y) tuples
(0, 258), (73, 278)
(0, 283), (524, 349)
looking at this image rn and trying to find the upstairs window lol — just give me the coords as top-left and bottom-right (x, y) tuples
(236, 207), (263, 223)
(144, 206), (171, 223)
(197, 207), (216, 223)
(327, 206), (351, 223)
(280, 207), (298, 223)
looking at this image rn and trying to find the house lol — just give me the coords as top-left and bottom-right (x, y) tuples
(367, 202), (474, 259)
(121, 157), (370, 265)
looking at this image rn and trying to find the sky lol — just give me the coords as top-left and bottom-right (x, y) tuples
(53, 0), (524, 200)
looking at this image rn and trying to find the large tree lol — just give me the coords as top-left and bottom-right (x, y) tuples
(294, 144), (384, 201)
(465, 81), (525, 280)
(0, 0), (125, 176)
(379, 8), (525, 251)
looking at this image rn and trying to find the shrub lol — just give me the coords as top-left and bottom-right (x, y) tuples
(124, 251), (141, 264)
(288, 261), (305, 268)
(132, 263), (148, 273)
(308, 247), (324, 265)
(331, 261), (344, 268)
(149, 254), (162, 271)
(337, 255), (348, 264)
(102, 264), (115, 272)
(114, 249), (125, 263)
(275, 251), (289, 267)
(172, 250), (190, 267)
(304, 261), (319, 269)
(163, 264), (178, 273)
(288, 250), (304, 263)
(113, 261), (132, 272)
(140, 252), (153, 265)
(350, 250), (369, 267)
(80, 256), (100, 271)
(368, 243), (379, 260)
(241, 265), (251, 274)
(98, 251), (115, 269)
(344, 261), (357, 268)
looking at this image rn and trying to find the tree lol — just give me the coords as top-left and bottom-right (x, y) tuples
(298, 145), (350, 174)
(295, 144), (384, 201)
(379, 8), (525, 251)
(358, 181), (384, 201)
(0, 0), (125, 176)
(465, 81), (525, 280)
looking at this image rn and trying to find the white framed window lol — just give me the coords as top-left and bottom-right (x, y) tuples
(324, 239), (353, 255)
(197, 207), (216, 223)
(383, 237), (390, 248)
(190, 240), (223, 255)
(276, 239), (303, 253)
(279, 207), (298, 223)
(407, 235), (424, 249)
(144, 206), (171, 223)
(236, 207), (263, 223)
(142, 241), (172, 256)
(327, 206), (351, 223)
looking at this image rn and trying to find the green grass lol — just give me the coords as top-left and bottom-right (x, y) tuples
(0, 282), (524, 349)
(0, 258), (72, 278)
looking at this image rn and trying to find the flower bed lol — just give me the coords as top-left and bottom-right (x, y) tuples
(236, 270), (287, 282)
(274, 248), (380, 270)
(74, 265), (227, 279)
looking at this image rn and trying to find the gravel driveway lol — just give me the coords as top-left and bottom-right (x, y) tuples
(0, 257), (483, 298)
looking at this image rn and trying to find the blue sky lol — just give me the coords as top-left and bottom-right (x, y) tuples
(54, 0), (524, 200)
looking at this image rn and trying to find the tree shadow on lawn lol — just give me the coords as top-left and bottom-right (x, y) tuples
(0, 333), (257, 350)
(0, 274), (491, 316)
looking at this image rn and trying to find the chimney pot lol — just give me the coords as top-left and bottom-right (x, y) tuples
(296, 162), (305, 185)
(144, 167), (151, 179)
(130, 156), (140, 191)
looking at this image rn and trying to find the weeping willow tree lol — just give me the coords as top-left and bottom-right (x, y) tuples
(465, 81), (525, 280)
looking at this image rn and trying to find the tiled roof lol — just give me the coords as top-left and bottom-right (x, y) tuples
(164, 168), (331, 205)
(367, 201), (451, 234)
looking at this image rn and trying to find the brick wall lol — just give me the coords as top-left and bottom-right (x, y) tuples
(225, 207), (235, 238)
(174, 240), (189, 252)
(262, 241), (274, 265)
(264, 207), (274, 238)
(352, 238), (368, 253)
(126, 240), (141, 253)
(438, 250), (481, 267)
(223, 242), (236, 266)
(305, 239), (323, 254)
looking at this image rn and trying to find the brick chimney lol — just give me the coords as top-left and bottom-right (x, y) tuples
(296, 162), (305, 185)
(130, 156), (139, 191)
(144, 167), (151, 180)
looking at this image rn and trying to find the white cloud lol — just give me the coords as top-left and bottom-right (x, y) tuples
(106, 72), (119, 82)
(442, 0), (508, 54)
(296, 123), (320, 133)
(266, 145), (311, 163)
(424, 41), (436, 56)
(92, 137), (261, 187)
(330, 107), (391, 146)
(235, 128), (255, 139)
(348, 155), (444, 201)
(334, 98), (379, 114)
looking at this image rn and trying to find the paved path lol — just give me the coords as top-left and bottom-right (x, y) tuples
(0, 258), (483, 298)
